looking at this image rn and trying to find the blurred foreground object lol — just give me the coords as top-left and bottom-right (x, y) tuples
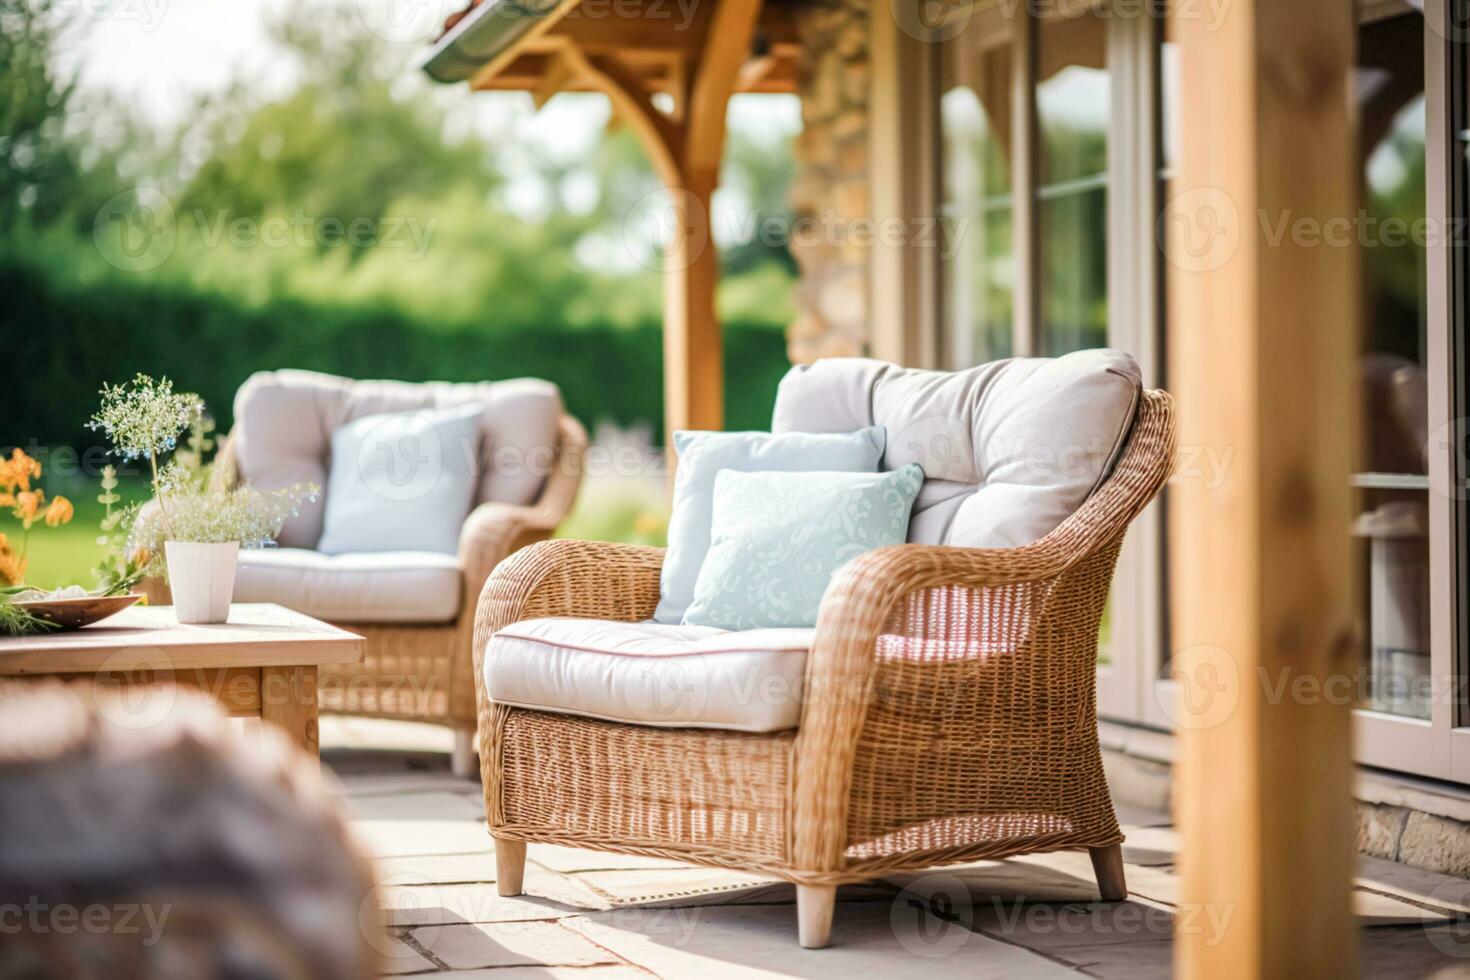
(0, 682), (381, 980)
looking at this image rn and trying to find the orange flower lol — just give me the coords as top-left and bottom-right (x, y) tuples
(0, 449), (40, 494)
(0, 536), (24, 587)
(131, 546), (151, 567)
(13, 489), (42, 526)
(44, 496), (73, 527)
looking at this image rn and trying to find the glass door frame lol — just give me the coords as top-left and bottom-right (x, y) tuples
(920, 0), (1470, 783)
(925, 0), (1169, 721)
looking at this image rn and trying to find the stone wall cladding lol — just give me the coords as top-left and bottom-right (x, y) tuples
(788, 0), (871, 365)
(1107, 744), (1470, 880)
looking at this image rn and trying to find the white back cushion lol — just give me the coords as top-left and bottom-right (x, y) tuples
(771, 350), (1142, 548)
(233, 370), (562, 549)
(316, 404), (484, 555)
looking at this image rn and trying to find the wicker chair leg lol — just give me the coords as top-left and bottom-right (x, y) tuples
(796, 884), (836, 949)
(451, 730), (477, 779)
(1089, 844), (1127, 902)
(494, 838), (527, 897)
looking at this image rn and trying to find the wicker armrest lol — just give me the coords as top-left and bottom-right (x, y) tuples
(469, 539), (663, 746)
(471, 538), (664, 654)
(458, 501), (560, 597)
(789, 392), (1176, 873)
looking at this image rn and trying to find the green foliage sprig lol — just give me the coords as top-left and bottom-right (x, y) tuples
(0, 587), (58, 637)
(87, 375), (318, 583)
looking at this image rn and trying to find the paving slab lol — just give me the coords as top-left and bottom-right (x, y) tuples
(1007, 849), (1453, 925)
(527, 843), (698, 874)
(377, 935), (439, 974)
(412, 921), (623, 970)
(1120, 825), (1179, 867)
(563, 900), (1078, 978)
(375, 852), (503, 885)
(352, 815), (496, 858)
(378, 878), (608, 926)
(1361, 924), (1470, 978)
(1358, 854), (1470, 914)
(323, 715), (457, 754)
(345, 790), (485, 822)
(1356, 887), (1456, 927)
(1048, 937), (1173, 980)
(972, 899), (1178, 951)
(419, 969), (652, 980)
(883, 857), (1111, 904)
(328, 766), (477, 797)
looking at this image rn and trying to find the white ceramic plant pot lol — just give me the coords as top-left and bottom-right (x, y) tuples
(165, 541), (240, 625)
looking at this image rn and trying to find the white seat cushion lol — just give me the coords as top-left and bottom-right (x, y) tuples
(485, 618), (812, 732)
(234, 549), (462, 624)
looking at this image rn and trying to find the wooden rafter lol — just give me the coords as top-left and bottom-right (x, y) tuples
(466, 0), (797, 100)
(562, 44), (685, 187)
(465, 0), (586, 92)
(684, 0), (765, 176)
(531, 48), (581, 110)
(449, 0), (768, 439)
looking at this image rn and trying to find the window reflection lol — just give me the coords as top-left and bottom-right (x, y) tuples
(1038, 8), (1109, 354)
(940, 21), (1014, 366)
(1354, 11), (1429, 719)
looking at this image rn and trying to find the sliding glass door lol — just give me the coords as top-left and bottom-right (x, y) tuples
(932, 0), (1470, 782)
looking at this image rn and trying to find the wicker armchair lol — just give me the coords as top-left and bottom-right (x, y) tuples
(145, 410), (586, 777)
(472, 388), (1174, 948)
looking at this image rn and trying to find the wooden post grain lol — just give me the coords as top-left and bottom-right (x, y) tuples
(1170, 0), (1359, 975)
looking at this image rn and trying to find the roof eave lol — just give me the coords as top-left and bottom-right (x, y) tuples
(420, 0), (553, 84)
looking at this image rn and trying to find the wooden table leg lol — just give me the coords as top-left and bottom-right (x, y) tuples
(260, 665), (319, 762)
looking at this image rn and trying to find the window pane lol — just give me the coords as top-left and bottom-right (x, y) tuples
(940, 20), (1014, 367)
(1037, 9), (1109, 354)
(1355, 10), (1429, 719)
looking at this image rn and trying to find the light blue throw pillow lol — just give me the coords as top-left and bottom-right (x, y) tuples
(317, 403), (483, 555)
(683, 464), (924, 631)
(654, 428), (886, 624)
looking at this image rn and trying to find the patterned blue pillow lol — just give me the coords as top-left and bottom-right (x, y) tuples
(683, 465), (924, 630)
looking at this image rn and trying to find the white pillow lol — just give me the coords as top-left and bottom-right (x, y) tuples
(316, 404), (483, 555)
(653, 427), (886, 624)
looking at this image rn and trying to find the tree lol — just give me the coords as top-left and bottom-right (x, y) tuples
(0, 0), (123, 231)
(172, 2), (499, 254)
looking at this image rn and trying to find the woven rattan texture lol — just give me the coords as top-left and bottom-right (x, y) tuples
(473, 390), (1176, 886)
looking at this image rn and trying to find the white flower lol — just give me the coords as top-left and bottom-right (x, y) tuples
(86, 375), (204, 463)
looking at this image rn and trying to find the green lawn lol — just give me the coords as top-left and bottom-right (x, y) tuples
(1, 476), (150, 590)
(4, 473), (667, 591)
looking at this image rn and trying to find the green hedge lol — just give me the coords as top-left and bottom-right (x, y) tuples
(5, 257), (791, 455)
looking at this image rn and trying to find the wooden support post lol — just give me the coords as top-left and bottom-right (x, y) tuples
(662, 173), (722, 437)
(1169, 0), (1358, 977)
(260, 665), (320, 764)
(561, 0), (763, 443)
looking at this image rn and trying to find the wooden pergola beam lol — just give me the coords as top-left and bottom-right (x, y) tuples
(684, 0), (765, 178)
(482, 0), (764, 440)
(566, 45), (685, 186)
(534, 0), (797, 55)
(1170, 0), (1359, 976)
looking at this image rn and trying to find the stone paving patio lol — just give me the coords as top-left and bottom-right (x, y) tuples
(323, 718), (1470, 979)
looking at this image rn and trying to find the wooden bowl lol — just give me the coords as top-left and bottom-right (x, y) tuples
(14, 594), (143, 630)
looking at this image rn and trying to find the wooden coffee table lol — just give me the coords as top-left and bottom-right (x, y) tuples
(0, 603), (364, 762)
